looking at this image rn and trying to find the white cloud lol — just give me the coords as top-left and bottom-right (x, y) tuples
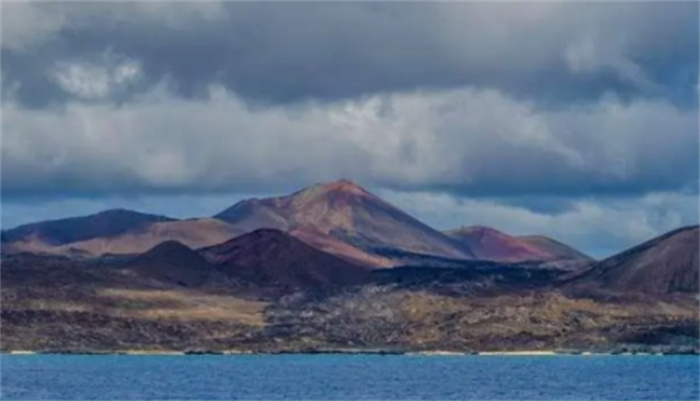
(564, 33), (656, 90)
(49, 53), (142, 99)
(2, 83), (696, 197)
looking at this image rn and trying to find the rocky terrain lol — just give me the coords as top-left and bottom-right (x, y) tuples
(1, 181), (698, 354)
(2, 226), (698, 354)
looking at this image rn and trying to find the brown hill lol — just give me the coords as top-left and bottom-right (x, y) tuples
(126, 240), (215, 287)
(3, 214), (242, 258)
(2, 209), (174, 246)
(569, 226), (699, 295)
(215, 179), (471, 261)
(201, 228), (370, 291)
(59, 218), (242, 256)
(445, 226), (590, 263)
(516, 235), (593, 261)
(288, 226), (393, 268)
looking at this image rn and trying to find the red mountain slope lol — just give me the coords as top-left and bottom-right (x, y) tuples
(516, 235), (593, 261)
(215, 179), (471, 261)
(445, 226), (590, 263)
(288, 226), (393, 268)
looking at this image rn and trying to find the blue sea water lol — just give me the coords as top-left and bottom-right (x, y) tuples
(1, 354), (698, 400)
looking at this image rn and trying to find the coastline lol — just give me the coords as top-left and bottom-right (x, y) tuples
(3, 348), (695, 356)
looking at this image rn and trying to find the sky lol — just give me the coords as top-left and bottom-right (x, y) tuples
(1, 2), (698, 258)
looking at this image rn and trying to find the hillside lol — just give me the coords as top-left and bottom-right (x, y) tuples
(517, 235), (593, 261)
(2, 215), (241, 258)
(2, 249), (696, 353)
(2, 209), (173, 248)
(288, 226), (393, 268)
(215, 179), (472, 261)
(126, 241), (215, 288)
(201, 229), (371, 292)
(445, 226), (589, 263)
(569, 226), (699, 295)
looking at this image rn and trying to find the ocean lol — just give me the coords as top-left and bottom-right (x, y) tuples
(2, 354), (698, 400)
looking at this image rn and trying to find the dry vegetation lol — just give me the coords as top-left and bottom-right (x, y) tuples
(262, 286), (699, 352)
(97, 288), (265, 325)
(1, 253), (697, 353)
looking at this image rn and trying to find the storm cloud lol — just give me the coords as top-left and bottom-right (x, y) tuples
(3, 2), (697, 107)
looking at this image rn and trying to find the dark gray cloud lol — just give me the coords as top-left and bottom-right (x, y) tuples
(2, 2), (698, 108)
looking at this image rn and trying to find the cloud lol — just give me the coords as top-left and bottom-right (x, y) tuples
(2, 2), (697, 107)
(1, 2), (226, 52)
(50, 53), (142, 100)
(1, 2), (67, 51)
(2, 83), (697, 198)
(564, 33), (657, 90)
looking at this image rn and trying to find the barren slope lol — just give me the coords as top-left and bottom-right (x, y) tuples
(569, 226), (699, 295)
(216, 179), (471, 261)
(3, 216), (241, 257)
(445, 226), (589, 263)
(201, 229), (371, 291)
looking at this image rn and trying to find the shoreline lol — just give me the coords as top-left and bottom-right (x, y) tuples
(4, 349), (696, 356)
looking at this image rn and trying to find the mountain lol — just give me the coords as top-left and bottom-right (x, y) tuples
(2, 213), (242, 257)
(126, 240), (214, 287)
(569, 226), (699, 295)
(516, 235), (593, 261)
(215, 179), (472, 261)
(444, 226), (590, 263)
(2, 209), (174, 247)
(2, 226), (698, 353)
(201, 228), (370, 291)
(58, 218), (242, 256)
(288, 226), (393, 268)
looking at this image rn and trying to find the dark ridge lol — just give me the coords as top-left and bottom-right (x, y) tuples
(127, 240), (214, 287)
(201, 228), (369, 293)
(566, 225), (699, 296)
(370, 265), (564, 295)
